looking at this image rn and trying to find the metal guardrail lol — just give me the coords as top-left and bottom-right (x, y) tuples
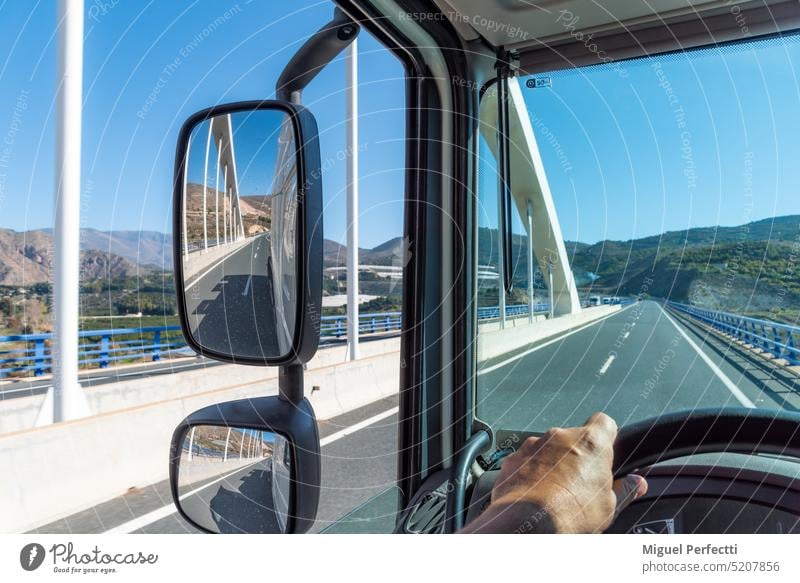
(1, 302), (564, 378)
(318, 303), (552, 339)
(320, 312), (403, 338)
(0, 327), (185, 378)
(668, 301), (800, 366)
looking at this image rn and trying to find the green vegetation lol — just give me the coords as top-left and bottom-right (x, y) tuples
(478, 215), (800, 325)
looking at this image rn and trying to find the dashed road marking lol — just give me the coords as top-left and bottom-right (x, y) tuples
(598, 354), (616, 375)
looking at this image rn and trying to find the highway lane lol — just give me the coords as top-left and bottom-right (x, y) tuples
(185, 234), (285, 360)
(26, 300), (800, 534)
(177, 458), (288, 534)
(31, 396), (399, 534)
(476, 300), (799, 432)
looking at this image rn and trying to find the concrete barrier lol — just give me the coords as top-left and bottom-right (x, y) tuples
(477, 305), (623, 363)
(0, 337), (400, 435)
(0, 338), (400, 533)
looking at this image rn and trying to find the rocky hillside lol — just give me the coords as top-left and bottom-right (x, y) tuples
(0, 228), (158, 286)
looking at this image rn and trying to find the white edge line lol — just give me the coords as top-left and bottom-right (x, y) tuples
(104, 406), (399, 533)
(659, 304), (756, 409)
(477, 305), (632, 376)
(320, 406), (399, 447)
(183, 241), (250, 293)
(104, 459), (263, 534)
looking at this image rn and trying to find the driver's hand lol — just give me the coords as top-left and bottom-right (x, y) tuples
(461, 412), (648, 533)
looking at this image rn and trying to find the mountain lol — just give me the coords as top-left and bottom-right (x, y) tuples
(0, 228), (159, 286)
(32, 228), (172, 269)
(0, 229), (52, 286)
(322, 237), (407, 269)
(73, 229), (171, 269)
(475, 215), (800, 319)
(2, 214), (797, 319)
(569, 215), (800, 318)
(185, 183), (272, 240)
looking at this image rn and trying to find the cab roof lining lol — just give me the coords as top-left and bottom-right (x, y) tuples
(433, 0), (800, 74)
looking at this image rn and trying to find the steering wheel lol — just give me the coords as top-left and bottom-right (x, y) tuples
(460, 408), (800, 533)
(613, 407), (800, 476)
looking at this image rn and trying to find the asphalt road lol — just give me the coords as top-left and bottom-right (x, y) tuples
(32, 396), (399, 534)
(26, 300), (800, 534)
(185, 234), (286, 360)
(477, 300), (800, 431)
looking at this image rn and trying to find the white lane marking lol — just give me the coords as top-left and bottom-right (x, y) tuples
(658, 304), (755, 408)
(103, 406), (399, 533)
(242, 274), (252, 297)
(623, 331), (630, 339)
(598, 354), (616, 375)
(104, 459), (263, 534)
(320, 406), (398, 447)
(183, 241), (251, 293)
(477, 306), (632, 376)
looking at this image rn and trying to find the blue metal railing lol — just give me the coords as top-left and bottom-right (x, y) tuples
(318, 303), (552, 339)
(320, 312), (403, 338)
(0, 326), (185, 378)
(1, 302), (564, 377)
(668, 301), (800, 366)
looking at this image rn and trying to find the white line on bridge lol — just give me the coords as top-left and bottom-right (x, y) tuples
(320, 406), (398, 447)
(104, 460), (263, 534)
(183, 240), (250, 293)
(242, 274), (252, 297)
(103, 406), (399, 534)
(598, 354), (616, 375)
(658, 304), (755, 409)
(477, 305), (632, 376)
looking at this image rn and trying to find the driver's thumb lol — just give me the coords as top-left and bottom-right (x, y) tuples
(612, 474), (648, 516)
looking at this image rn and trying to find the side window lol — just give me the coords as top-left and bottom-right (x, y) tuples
(301, 32), (406, 532)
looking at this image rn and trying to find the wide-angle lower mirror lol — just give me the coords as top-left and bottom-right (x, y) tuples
(176, 425), (292, 533)
(177, 104), (319, 364)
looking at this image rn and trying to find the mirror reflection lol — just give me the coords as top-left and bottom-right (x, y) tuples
(181, 109), (299, 360)
(177, 425), (292, 533)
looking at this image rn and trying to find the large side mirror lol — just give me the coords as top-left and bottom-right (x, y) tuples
(169, 396), (321, 533)
(173, 101), (323, 365)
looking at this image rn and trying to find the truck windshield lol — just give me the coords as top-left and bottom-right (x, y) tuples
(475, 34), (800, 433)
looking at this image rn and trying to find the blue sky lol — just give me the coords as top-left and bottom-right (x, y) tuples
(1, 1), (798, 248)
(0, 0), (405, 248)
(524, 35), (800, 244)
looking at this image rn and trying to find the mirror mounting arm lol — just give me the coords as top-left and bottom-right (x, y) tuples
(275, 8), (359, 102)
(279, 364), (305, 405)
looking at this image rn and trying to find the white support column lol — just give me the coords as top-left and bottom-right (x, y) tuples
(479, 81), (581, 318)
(42, 0), (90, 425)
(223, 427), (231, 462)
(202, 124), (212, 250)
(214, 138), (221, 246)
(527, 201), (534, 323)
(182, 135), (191, 257)
(346, 39), (360, 361)
(239, 430), (245, 458)
(222, 165), (228, 243)
(188, 426), (196, 461)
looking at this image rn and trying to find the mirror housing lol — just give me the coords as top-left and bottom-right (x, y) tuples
(173, 100), (323, 366)
(169, 396), (321, 534)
